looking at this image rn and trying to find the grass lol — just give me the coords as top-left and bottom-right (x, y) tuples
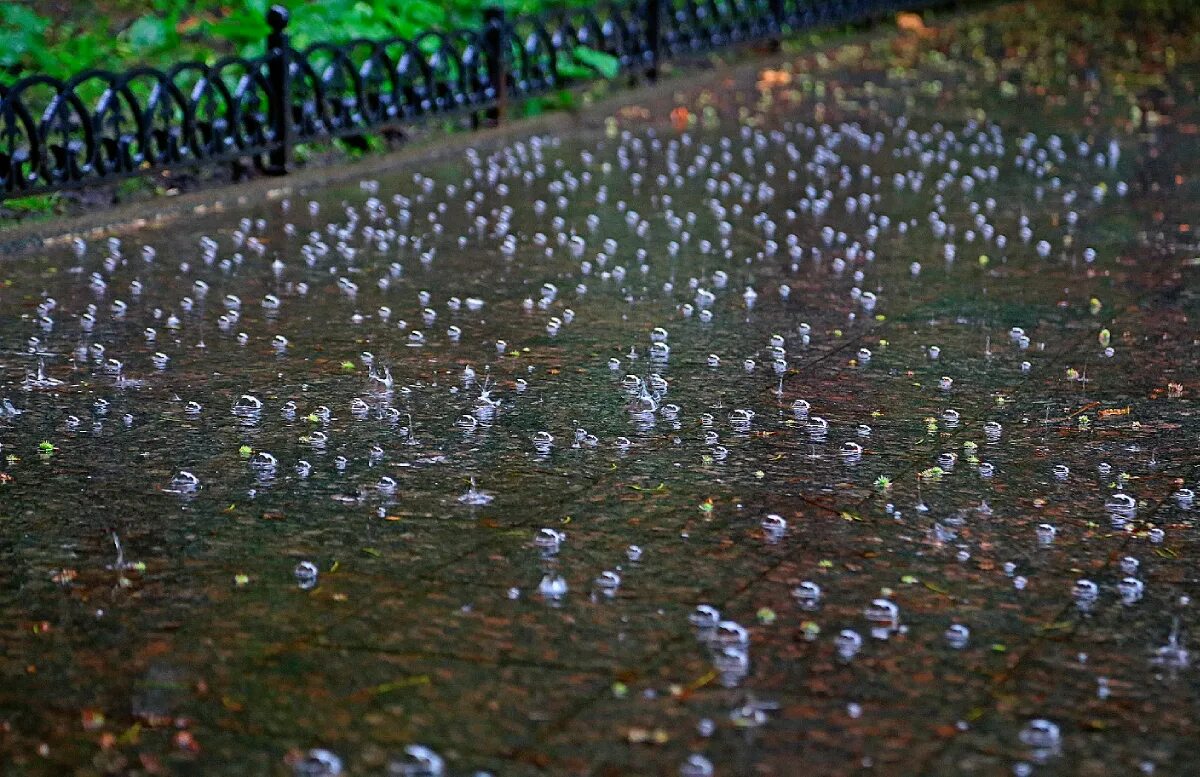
(1, 193), (60, 214)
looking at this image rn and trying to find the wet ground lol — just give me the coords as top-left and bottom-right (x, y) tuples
(2, 3), (1199, 775)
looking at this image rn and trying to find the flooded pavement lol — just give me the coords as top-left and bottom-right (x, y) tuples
(2, 2), (1199, 775)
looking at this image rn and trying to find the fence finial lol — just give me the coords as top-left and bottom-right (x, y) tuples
(264, 4), (292, 175)
(267, 5), (290, 33)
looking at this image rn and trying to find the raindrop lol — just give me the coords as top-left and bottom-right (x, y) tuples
(294, 561), (319, 590)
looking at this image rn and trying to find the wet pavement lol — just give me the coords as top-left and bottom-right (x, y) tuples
(1, 2), (1199, 775)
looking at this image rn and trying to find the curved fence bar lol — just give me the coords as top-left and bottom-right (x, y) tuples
(0, 0), (936, 198)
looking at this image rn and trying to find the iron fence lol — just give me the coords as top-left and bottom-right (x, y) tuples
(0, 0), (918, 199)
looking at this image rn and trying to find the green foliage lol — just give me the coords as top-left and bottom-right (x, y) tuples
(115, 177), (154, 199)
(0, 6), (50, 70)
(334, 133), (387, 158)
(533, 89), (568, 113)
(2, 0), (603, 79)
(2, 193), (60, 214)
(215, 0), (592, 55)
(1, 2), (213, 78)
(571, 46), (620, 79)
(203, 0), (269, 50)
(124, 13), (179, 55)
(555, 47), (621, 82)
(521, 87), (576, 116)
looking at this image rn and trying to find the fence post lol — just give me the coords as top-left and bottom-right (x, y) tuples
(482, 7), (507, 127)
(265, 5), (292, 174)
(647, 0), (662, 83)
(770, 0), (785, 44)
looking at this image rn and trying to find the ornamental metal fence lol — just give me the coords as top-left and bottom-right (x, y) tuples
(0, 0), (921, 199)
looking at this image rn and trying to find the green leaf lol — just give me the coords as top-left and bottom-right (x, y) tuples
(3, 194), (60, 214)
(555, 51), (594, 81)
(399, 1), (446, 29)
(572, 46), (620, 79)
(0, 5), (52, 71)
(208, 8), (268, 48)
(124, 15), (176, 56)
(521, 97), (546, 117)
(0, 6), (50, 36)
(547, 89), (576, 110)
